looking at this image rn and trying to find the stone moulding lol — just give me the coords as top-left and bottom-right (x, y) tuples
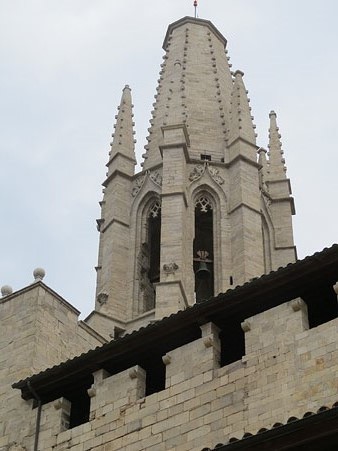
(203, 336), (214, 348)
(189, 164), (205, 182)
(162, 354), (171, 365)
(128, 368), (138, 379)
(262, 191), (272, 208)
(53, 399), (62, 410)
(150, 171), (163, 187)
(132, 170), (163, 197)
(189, 163), (225, 186)
(132, 173), (147, 197)
(290, 298), (305, 312)
(87, 387), (96, 398)
(241, 320), (251, 332)
(163, 263), (179, 274)
(207, 165), (225, 185)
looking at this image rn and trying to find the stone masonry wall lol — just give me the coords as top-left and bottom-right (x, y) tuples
(20, 297), (338, 451)
(0, 283), (104, 450)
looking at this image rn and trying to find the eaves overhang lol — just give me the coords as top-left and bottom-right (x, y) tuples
(210, 403), (338, 450)
(12, 244), (338, 404)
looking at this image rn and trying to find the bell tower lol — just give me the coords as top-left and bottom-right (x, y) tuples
(88, 17), (296, 337)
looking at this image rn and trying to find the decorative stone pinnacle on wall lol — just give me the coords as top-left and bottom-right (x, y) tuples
(33, 267), (45, 282)
(1, 285), (13, 297)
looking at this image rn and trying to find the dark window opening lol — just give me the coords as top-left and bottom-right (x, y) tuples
(194, 197), (214, 302)
(66, 376), (93, 429)
(200, 154), (211, 161)
(148, 206), (161, 285)
(302, 285), (338, 329)
(142, 358), (166, 396)
(139, 201), (161, 312)
(230, 276), (233, 286)
(219, 321), (245, 367)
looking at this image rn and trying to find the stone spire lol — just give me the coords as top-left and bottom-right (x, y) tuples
(227, 70), (256, 147)
(141, 17), (234, 170)
(264, 110), (296, 268)
(94, 86), (136, 321)
(267, 110), (286, 180)
(89, 15), (297, 334)
(107, 85), (136, 178)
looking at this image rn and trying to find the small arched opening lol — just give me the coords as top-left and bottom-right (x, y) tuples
(194, 194), (214, 302)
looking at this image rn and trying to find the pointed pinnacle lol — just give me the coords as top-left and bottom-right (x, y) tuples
(268, 110), (286, 178)
(227, 70), (256, 146)
(109, 85), (136, 163)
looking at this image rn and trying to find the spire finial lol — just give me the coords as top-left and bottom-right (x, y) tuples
(193, 0), (198, 18)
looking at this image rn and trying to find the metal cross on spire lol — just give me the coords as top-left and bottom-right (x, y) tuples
(193, 0), (198, 18)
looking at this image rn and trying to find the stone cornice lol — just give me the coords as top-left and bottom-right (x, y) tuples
(270, 196), (296, 215)
(106, 152), (136, 168)
(227, 153), (260, 169)
(163, 17), (227, 50)
(100, 217), (130, 234)
(102, 169), (133, 188)
(0, 281), (81, 316)
(228, 202), (261, 216)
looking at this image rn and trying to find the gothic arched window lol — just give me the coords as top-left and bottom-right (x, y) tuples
(147, 201), (161, 286)
(138, 199), (161, 312)
(193, 194), (214, 302)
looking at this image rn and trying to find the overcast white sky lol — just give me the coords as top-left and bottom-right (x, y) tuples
(1, 1), (337, 318)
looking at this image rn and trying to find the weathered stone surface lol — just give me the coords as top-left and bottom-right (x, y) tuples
(1, 15), (301, 451)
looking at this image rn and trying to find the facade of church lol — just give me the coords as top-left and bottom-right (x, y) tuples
(1, 16), (338, 451)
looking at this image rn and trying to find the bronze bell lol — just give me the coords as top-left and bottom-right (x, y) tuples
(196, 260), (211, 279)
